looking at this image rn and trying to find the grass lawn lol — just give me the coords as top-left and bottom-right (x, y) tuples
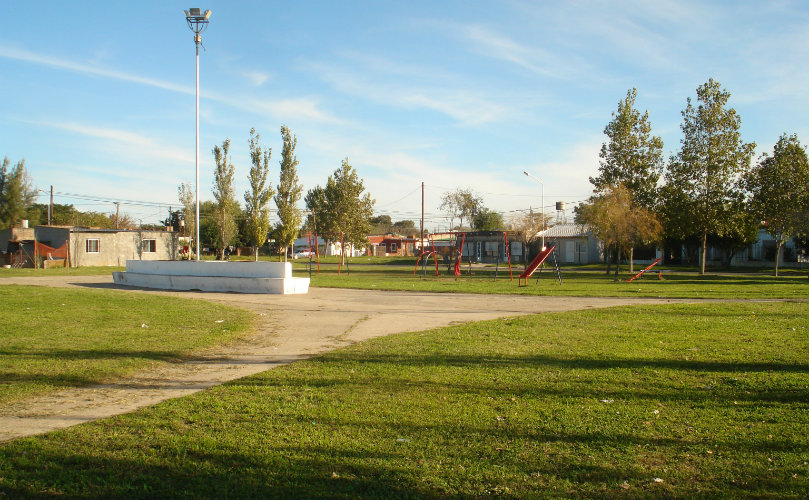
(297, 262), (809, 300)
(1, 302), (807, 499)
(0, 266), (125, 278)
(0, 285), (254, 405)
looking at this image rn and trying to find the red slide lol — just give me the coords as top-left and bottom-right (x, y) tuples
(518, 245), (555, 285)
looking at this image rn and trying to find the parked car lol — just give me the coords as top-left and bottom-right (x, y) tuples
(293, 250), (315, 259)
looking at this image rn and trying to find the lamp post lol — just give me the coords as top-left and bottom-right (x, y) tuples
(184, 7), (211, 261)
(523, 171), (545, 250)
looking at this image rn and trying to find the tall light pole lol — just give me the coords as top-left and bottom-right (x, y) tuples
(185, 8), (211, 261)
(523, 171), (545, 250)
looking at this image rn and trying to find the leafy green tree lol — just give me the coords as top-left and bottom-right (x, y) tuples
(472, 209), (504, 231)
(212, 139), (238, 259)
(244, 128), (275, 261)
(0, 158), (36, 229)
(664, 78), (756, 274)
(578, 184), (662, 276)
(274, 126), (303, 261)
(304, 185), (327, 236)
(391, 219), (416, 235)
(369, 215), (393, 234)
(591, 88), (664, 210)
(440, 189), (483, 231)
(747, 134), (809, 276)
(323, 158), (375, 263)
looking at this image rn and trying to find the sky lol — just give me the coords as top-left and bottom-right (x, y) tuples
(1, 1), (807, 231)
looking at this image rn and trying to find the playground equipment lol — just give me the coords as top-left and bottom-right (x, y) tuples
(518, 245), (562, 286)
(626, 257), (663, 282)
(413, 231), (514, 280)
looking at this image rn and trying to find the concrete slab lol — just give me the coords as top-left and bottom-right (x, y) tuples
(112, 260), (309, 294)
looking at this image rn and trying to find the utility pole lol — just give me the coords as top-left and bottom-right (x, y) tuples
(48, 185), (53, 225)
(420, 181), (424, 255)
(114, 202), (120, 229)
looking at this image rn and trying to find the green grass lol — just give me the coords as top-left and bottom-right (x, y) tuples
(296, 263), (809, 299)
(0, 285), (254, 405)
(1, 302), (807, 499)
(0, 266), (125, 277)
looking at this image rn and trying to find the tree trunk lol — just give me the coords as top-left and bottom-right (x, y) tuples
(254, 245), (259, 262)
(629, 247), (634, 274)
(700, 230), (708, 275)
(605, 244), (613, 275)
(614, 246), (621, 277)
(775, 241), (782, 277)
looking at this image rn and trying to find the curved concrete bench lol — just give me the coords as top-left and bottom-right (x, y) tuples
(112, 260), (309, 294)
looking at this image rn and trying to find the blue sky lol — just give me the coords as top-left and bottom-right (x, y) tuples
(2, 1), (807, 230)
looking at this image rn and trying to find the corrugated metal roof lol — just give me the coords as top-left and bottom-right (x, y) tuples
(536, 223), (591, 238)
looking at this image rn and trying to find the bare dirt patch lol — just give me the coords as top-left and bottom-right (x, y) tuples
(0, 275), (686, 441)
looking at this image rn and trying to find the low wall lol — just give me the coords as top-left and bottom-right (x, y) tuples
(124, 260), (292, 279)
(112, 260), (308, 294)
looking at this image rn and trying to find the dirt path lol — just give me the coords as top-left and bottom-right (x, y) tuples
(0, 275), (687, 441)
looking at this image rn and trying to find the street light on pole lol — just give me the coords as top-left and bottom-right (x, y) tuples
(184, 7), (211, 261)
(523, 171), (545, 250)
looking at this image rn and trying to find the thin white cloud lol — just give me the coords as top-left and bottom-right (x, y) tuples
(242, 70), (271, 87)
(305, 59), (511, 126)
(0, 45), (194, 95)
(0, 44), (342, 125)
(26, 119), (194, 165)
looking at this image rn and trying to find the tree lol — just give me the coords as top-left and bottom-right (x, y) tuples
(178, 183), (196, 242)
(369, 215), (393, 234)
(391, 219), (416, 235)
(111, 211), (137, 229)
(747, 134), (809, 276)
(507, 210), (549, 263)
(212, 139), (237, 259)
(323, 158), (375, 263)
(304, 185), (327, 234)
(0, 158), (36, 230)
(440, 188), (483, 231)
(664, 78), (756, 274)
(591, 88), (664, 271)
(274, 126), (303, 261)
(472, 208), (503, 231)
(577, 184), (662, 276)
(591, 88), (664, 210)
(243, 128), (275, 261)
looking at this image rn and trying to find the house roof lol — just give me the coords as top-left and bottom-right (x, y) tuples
(537, 223), (591, 238)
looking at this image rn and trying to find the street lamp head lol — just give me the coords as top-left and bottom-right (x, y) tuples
(523, 170), (530, 176)
(185, 7), (211, 36)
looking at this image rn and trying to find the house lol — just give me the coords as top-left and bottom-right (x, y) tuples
(291, 235), (364, 258)
(536, 224), (602, 265)
(367, 234), (419, 257)
(426, 231), (524, 264)
(1, 224), (179, 268)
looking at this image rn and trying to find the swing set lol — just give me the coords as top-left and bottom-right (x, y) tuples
(412, 231), (514, 280)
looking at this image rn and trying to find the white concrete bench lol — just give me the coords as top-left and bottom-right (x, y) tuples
(112, 260), (309, 294)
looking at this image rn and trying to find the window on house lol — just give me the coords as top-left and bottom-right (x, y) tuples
(85, 239), (99, 253)
(143, 239), (157, 253)
(390, 243), (398, 253)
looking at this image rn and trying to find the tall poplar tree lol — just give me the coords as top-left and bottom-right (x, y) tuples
(244, 128), (274, 261)
(212, 139), (237, 260)
(747, 133), (809, 276)
(664, 78), (755, 274)
(273, 126), (303, 261)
